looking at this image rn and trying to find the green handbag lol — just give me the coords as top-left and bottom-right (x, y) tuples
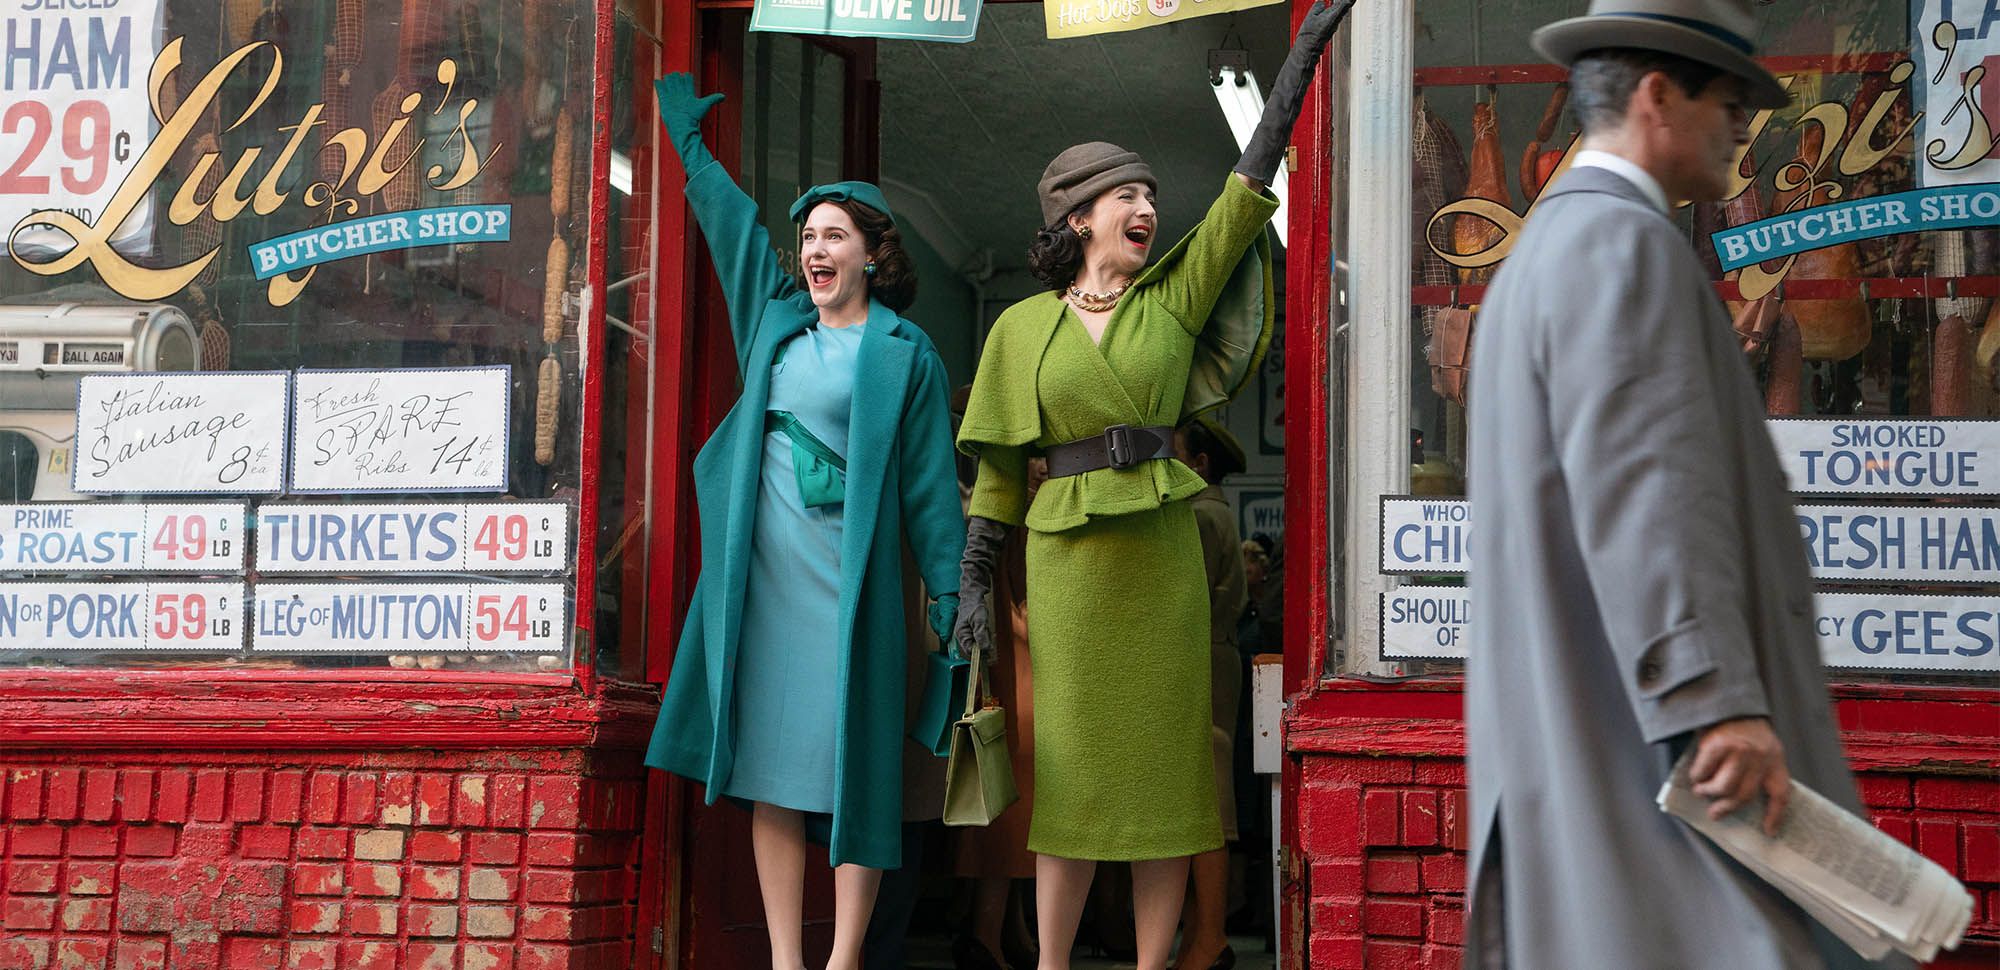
(942, 642), (1018, 827)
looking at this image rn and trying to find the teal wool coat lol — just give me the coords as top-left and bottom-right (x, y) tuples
(645, 137), (966, 870)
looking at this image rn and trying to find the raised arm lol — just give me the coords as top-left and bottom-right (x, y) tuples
(658, 74), (797, 361)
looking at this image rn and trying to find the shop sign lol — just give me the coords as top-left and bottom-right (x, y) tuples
(0, 580), (244, 651)
(72, 372), (289, 495)
(253, 501), (569, 574)
(0, 503), (245, 573)
(1380, 588), (2000, 673)
(1236, 488), (1284, 545)
(1381, 495), (2000, 585)
(1043, 0), (1280, 39)
(1912, 0), (2000, 187)
(6, 39), (507, 306)
(1, 0), (164, 259)
(750, 0), (981, 44)
(1426, 60), (1935, 301)
(1712, 184), (2000, 272)
(1770, 418), (2000, 496)
(290, 367), (510, 494)
(252, 581), (566, 654)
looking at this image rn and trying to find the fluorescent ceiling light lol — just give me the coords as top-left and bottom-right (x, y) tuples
(1210, 64), (1287, 249)
(610, 151), (633, 196)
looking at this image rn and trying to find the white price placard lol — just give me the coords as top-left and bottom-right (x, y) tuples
(1768, 419), (2000, 496)
(1381, 497), (2000, 585)
(72, 373), (289, 495)
(0, 0), (163, 259)
(290, 367), (510, 493)
(253, 502), (569, 573)
(1379, 497), (1471, 575)
(0, 503), (246, 573)
(1381, 588), (2000, 673)
(0, 581), (245, 651)
(253, 582), (565, 654)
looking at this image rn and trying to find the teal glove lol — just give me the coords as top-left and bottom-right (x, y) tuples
(656, 73), (724, 172)
(928, 592), (960, 646)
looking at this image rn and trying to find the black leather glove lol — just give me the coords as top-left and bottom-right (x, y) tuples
(1233, 0), (1357, 185)
(952, 516), (1008, 661)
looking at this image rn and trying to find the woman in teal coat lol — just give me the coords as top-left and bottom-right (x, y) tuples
(645, 74), (965, 970)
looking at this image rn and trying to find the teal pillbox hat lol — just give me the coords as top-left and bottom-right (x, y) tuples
(788, 181), (897, 225)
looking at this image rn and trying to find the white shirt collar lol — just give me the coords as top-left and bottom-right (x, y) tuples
(1571, 150), (1669, 214)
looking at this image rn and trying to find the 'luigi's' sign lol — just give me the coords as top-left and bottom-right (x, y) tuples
(751, 0), (981, 43)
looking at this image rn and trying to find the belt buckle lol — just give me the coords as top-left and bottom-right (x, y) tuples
(1104, 423), (1136, 469)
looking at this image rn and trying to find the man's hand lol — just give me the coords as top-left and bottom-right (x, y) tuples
(1689, 716), (1791, 835)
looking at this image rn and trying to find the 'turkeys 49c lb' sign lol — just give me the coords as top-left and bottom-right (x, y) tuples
(6, 37), (506, 307)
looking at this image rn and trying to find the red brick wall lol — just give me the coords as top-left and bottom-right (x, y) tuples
(1297, 753), (2000, 970)
(0, 751), (644, 970)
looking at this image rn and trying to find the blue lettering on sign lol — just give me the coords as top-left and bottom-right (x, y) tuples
(0, 594), (18, 638)
(1715, 186), (2000, 271)
(327, 594), (464, 640)
(43, 592), (137, 639)
(264, 511), (461, 565)
(13, 530), (138, 565)
(1, 16), (132, 91)
(1795, 448), (1980, 489)
(1849, 608), (1998, 657)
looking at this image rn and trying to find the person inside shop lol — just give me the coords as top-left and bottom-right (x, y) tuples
(647, 74), (967, 970)
(1173, 416), (1250, 970)
(951, 3), (1352, 968)
(1462, 1), (1896, 968)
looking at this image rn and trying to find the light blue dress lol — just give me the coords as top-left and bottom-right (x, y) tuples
(720, 321), (865, 812)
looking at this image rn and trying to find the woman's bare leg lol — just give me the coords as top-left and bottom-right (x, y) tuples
(825, 863), (882, 970)
(1131, 855), (1193, 970)
(751, 803), (809, 970)
(1035, 854), (1097, 970)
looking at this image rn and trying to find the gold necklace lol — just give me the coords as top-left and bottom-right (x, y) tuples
(1066, 279), (1130, 312)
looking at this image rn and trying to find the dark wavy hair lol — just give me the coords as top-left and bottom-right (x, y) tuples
(1569, 48), (1729, 134)
(799, 199), (918, 313)
(1027, 208), (1088, 291)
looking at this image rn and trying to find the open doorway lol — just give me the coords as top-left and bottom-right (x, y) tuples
(668, 4), (1299, 967)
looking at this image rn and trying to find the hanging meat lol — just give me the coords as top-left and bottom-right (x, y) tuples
(1930, 229), (1997, 414)
(1764, 311), (1803, 414)
(1454, 95), (1512, 287)
(320, 0), (366, 183)
(1518, 83), (1569, 203)
(1773, 123), (1871, 361)
(1414, 93), (1469, 407)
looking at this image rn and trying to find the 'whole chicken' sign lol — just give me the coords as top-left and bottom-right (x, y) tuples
(5, 36), (504, 307)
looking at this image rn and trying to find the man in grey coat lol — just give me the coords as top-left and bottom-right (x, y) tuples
(1465, 2), (1903, 967)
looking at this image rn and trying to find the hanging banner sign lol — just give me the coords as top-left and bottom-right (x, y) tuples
(1769, 419), (2000, 496)
(73, 372), (289, 495)
(1381, 496), (2000, 585)
(1381, 588), (2000, 673)
(1044, 0), (1280, 38)
(254, 501), (569, 573)
(1912, 0), (2000, 187)
(290, 367), (509, 493)
(252, 582), (566, 654)
(0, 0), (164, 259)
(0, 580), (244, 651)
(750, 0), (981, 44)
(0, 503), (245, 573)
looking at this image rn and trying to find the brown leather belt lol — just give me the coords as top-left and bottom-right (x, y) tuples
(1043, 424), (1176, 478)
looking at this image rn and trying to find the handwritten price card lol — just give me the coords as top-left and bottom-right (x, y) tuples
(0, 581), (246, 652)
(73, 373), (289, 495)
(254, 502), (569, 573)
(291, 367), (510, 493)
(253, 582), (566, 654)
(0, 504), (246, 573)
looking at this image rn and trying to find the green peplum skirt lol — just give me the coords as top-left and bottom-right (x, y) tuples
(1023, 499), (1221, 860)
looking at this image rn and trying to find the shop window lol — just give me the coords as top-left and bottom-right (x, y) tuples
(0, 0), (599, 673)
(1345, 0), (2000, 685)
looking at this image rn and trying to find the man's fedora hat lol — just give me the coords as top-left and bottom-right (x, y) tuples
(1531, 0), (1790, 110)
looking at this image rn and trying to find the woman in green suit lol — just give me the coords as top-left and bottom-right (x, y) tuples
(646, 75), (965, 970)
(951, 5), (1351, 968)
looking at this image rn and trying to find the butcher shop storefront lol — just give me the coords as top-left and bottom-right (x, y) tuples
(0, 0), (671, 965)
(1291, 0), (1999, 965)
